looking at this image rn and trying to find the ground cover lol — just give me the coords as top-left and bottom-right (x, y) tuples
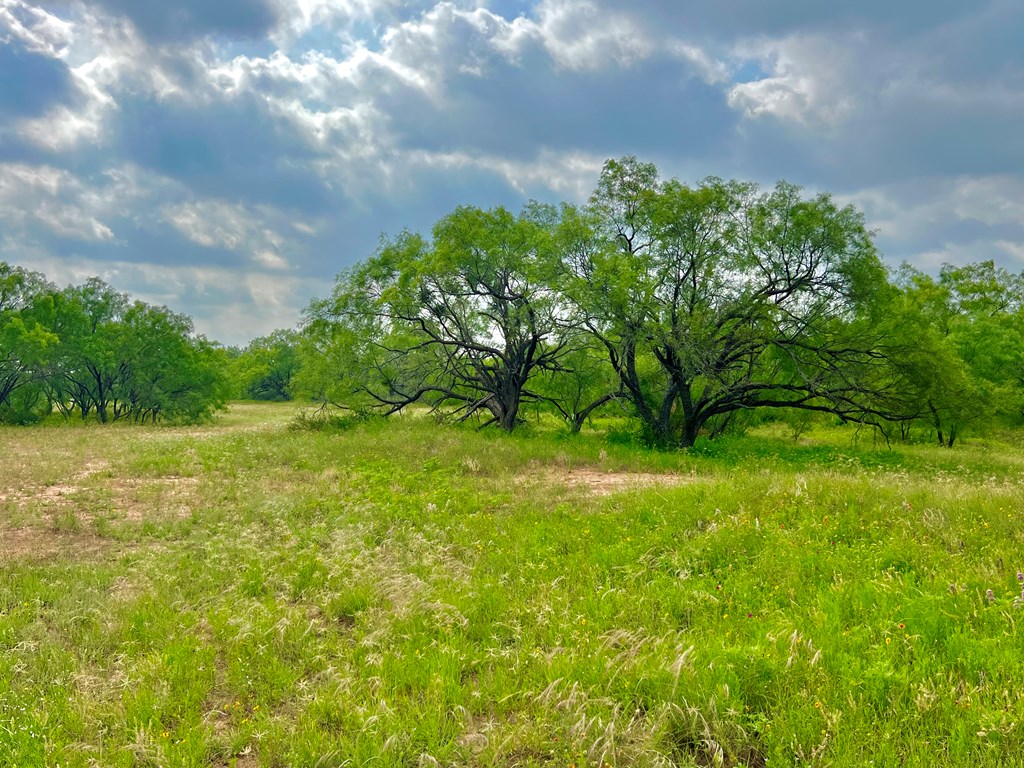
(1, 404), (1023, 766)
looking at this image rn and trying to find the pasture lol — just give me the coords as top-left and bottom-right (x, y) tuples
(1, 404), (1023, 766)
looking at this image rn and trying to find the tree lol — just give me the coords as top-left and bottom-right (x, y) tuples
(233, 330), (300, 401)
(559, 157), (895, 447)
(0, 262), (59, 423)
(113, 302), (230, 423)
(47, 278), (130, 422)
(304, 205), (574, 430)
(886, 261), (1024, 446)
(27, 276), (229, 424)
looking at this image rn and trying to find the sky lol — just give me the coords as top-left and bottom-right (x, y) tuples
(1, 0), (1023, 346)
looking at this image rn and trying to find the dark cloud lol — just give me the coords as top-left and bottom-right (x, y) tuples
(86, 0), (281, 42)
(0, 39), (76, 118)
(380, 51), (735, 164)
(113, 96), (333, 213)
(609, 0), (982, 38)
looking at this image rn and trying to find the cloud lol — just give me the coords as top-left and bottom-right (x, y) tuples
(0, 245), (321, 344)
(0, 163), (118, 242)
(85, 0), (281, 42)
(0, 39), (77, 117)
(162, 199), (310, 271)
(1, 0), (1023, 345)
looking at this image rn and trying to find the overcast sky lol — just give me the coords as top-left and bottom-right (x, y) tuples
(2, 0), (1022, 345)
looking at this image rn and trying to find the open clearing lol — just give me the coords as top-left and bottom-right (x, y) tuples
(2, 403), (1024, 766)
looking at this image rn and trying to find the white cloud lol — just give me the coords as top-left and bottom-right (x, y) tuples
(727, 34), (864, 125)
(163, 199), (309, 270)
(0, 163), (117, 242)
(0, 0), (74, 58)
(0, 246), (318, 344)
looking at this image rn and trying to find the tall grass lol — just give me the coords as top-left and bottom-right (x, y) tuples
(1, 404), (1022, 766)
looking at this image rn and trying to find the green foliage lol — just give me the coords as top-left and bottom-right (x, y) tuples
(0, 263), (59, 423)
(231, 329), (300, 401)
(0, 262), (228, 425)
(305, 156), (909, 447)
(883, 261), (1024, 445)
(564, 158), (892, 447)
(301, 206), (591, 430)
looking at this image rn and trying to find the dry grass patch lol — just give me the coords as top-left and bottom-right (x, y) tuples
(541, 467), (702, 496)
(0, 525), (114, 562)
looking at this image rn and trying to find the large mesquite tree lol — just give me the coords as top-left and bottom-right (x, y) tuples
(557, 157), (897, 446)
(304, 204), (574, 430)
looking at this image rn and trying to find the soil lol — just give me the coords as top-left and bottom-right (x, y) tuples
(544, 467), (698, 496)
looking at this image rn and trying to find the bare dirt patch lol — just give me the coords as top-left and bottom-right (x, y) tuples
(6, 472), (200, 526)
(542, 467), (699, 496)
(105, 476), (200, 522)
(0, 527), (113, 562)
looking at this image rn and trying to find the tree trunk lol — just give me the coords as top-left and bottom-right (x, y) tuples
(568, 392), (618, 434)
(680, 419), (702, 448)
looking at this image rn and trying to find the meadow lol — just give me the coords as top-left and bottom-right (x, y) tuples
(1, 403), (1023, 767)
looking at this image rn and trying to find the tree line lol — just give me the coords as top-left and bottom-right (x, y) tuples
(0, 259), (307, 424)
(6, 156), (1023, 445)
(0, 266), (229, 424)
(300, 157), (1024, 448)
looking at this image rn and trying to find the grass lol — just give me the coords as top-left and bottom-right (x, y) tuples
(1, 403), (1023, 766)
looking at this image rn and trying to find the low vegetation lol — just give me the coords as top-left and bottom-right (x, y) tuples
(2, 403), (1022, 766)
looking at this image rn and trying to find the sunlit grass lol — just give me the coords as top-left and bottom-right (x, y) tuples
(1, 404), (1023, 766)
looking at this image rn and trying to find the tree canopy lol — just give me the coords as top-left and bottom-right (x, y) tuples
(0, 263), (229, 424)
(299, 157), (1024, 447)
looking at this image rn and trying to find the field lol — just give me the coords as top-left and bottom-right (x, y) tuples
(2, 404), (1024, 767)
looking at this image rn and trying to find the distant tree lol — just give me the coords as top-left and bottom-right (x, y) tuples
(558, 157), (896, 447)
(0, 262), (59, 423)
(46, 278), (131, 422)
(885, 261), (1024, 446)
(114, 302), (230, 422)
(233, 330), (300, 401)
(531, 332), (622, 433)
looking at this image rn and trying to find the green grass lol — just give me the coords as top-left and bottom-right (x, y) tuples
(2, 403), (1023, 766)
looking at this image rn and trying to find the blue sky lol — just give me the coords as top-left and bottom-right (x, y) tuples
(1, 0), (1022, 345)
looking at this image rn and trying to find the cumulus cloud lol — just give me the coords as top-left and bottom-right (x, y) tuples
(1, 0), (1022, 343)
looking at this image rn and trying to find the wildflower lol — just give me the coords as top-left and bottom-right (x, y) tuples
(986, 589), (996, 603)
(747, 613), (753, 618)
(1017, 572), (1024, 583)
(715, 584), (722, 591)
(885, 637), (891, 645)
(898, 623), (905, 629)
(814, 701), (822, 709)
